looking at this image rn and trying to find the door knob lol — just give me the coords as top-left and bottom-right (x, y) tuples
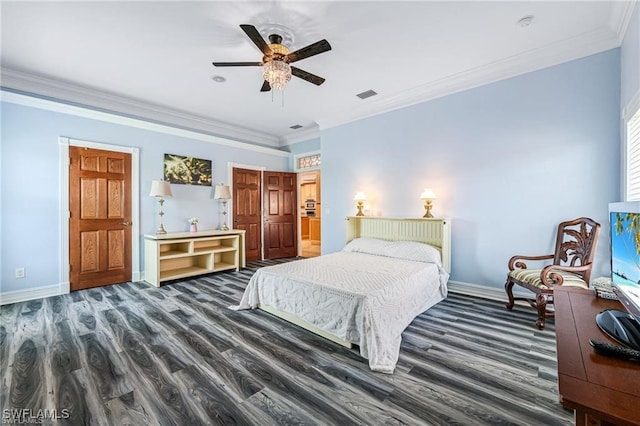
(121, 221), (132, 226)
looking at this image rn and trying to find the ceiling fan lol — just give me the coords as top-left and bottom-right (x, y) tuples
(212, 24), (331, 92)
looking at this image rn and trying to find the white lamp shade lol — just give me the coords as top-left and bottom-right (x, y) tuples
(214, 184), (232, 200)
(354, 192), (367, 201)
(420, 188), (436, 200)
(149, 180), (173, 197)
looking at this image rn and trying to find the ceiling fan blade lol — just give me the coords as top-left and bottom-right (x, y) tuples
(212, 62), (262, 67)
(260, 80), (271, 92)
(240, 24), (272, 56)
(286, 39), (331, 63)
(291, 67), (326, 86)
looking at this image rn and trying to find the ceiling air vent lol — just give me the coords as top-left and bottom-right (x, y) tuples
(356, 89), (377, 99)
(289, 124), (303, 130)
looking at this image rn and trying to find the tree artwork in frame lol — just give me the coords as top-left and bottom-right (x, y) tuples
(163, 153), (212, 186)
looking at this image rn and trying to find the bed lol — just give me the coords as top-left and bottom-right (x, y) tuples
(230, 216), (451, 374)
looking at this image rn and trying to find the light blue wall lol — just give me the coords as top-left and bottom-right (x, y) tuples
(621, 4), (639, 109)
(1, 42), (630, 297)
(283, 137), (321, 170)
(0, 100), (289, 293)
(321, 49), (621, 289)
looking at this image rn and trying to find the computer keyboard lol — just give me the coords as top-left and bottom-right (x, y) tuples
(589, 339), (640, 361)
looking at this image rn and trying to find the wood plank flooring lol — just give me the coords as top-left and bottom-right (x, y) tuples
(0, 259), (573, 425)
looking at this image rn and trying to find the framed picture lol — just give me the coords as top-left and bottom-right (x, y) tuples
(164, 154), (212, 186)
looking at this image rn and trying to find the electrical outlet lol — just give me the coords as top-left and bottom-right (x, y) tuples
(15, 268), (25, 279)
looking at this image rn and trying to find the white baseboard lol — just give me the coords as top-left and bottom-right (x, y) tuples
(0, 273), (142, 305)
(0, 282), (69, 305)
(1, 277), (529, 306)
(448, 280), (533, 302)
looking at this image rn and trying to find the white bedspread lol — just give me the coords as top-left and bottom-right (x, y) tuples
(231, 251), (448, 373)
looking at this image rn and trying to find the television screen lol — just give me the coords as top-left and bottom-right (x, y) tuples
(611, 212), (640, 286)
(609, 202), (640, 320)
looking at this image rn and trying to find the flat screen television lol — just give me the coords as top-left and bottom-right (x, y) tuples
(600, 202), (640, 350)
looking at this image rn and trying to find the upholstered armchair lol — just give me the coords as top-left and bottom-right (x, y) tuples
(505, 217), (601, 329)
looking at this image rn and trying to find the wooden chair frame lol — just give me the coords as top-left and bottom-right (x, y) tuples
(505, 217), (601, 329)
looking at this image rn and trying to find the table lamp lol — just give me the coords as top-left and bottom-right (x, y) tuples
(420, 188), (436, 218)
(149, 180), (173, 234)
(354, 192), (367, 216)
(214, 184), (232, 230)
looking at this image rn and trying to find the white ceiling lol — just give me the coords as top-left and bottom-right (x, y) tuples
(1, 1), (635, 148)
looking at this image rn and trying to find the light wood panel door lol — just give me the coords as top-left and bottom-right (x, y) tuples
(232, 168), (262, 261)
(264, 171), (297, 259)
(69, 147), (132, 291)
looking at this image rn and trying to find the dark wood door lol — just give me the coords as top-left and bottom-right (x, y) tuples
(232, 168), (262, 261)
(69, 146), (132, 291)
(264, 171), (298, 259)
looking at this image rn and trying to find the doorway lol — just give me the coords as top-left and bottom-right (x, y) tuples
(232, 167), (262, 261)
(263, 171), (298, 259)
(299, 170), (321, 258)
(63, 139), (140, 291)
(232, 168), (299, 260)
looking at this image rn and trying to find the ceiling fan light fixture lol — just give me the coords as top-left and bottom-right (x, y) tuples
(268, 42), (290, 56)
(263, 60), (292, 91)
(213, 24), (331, 92)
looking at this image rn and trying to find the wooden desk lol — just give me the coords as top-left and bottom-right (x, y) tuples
(554, 286), (640, 426)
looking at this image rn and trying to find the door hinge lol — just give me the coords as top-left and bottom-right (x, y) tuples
(69, 264), (72, 272)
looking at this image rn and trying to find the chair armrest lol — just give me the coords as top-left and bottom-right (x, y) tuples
(540, 264), (591, 286)
(508, 254), (554, 271)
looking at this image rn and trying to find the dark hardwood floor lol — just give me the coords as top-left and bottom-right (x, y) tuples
(0, 259), (572, 425)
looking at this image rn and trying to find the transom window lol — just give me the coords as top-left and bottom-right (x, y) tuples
(296, 153), (321, 170)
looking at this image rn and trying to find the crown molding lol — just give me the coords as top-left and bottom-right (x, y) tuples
(317, 26), (622, 131)
(0, 67), (281, 147)
(1, 90), (290, 157)
(609, 0), (637, 44)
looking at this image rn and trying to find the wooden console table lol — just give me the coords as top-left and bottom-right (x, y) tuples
(144, 229), (246, 287)
(554, 286), (640, 426)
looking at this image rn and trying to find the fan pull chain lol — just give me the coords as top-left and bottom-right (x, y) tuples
(269, 89), (285, 107)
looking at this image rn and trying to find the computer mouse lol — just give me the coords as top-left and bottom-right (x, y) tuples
(595, 309), (640, 350)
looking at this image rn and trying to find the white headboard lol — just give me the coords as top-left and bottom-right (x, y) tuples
(345, 216), (451, 273)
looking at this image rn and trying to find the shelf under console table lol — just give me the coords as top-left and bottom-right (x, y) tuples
(144, 229), (246, 287)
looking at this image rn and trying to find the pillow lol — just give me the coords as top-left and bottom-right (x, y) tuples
(383, 240), (443, 265)
(342, 237), (392, 255)
(343, 237), (442, 265)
